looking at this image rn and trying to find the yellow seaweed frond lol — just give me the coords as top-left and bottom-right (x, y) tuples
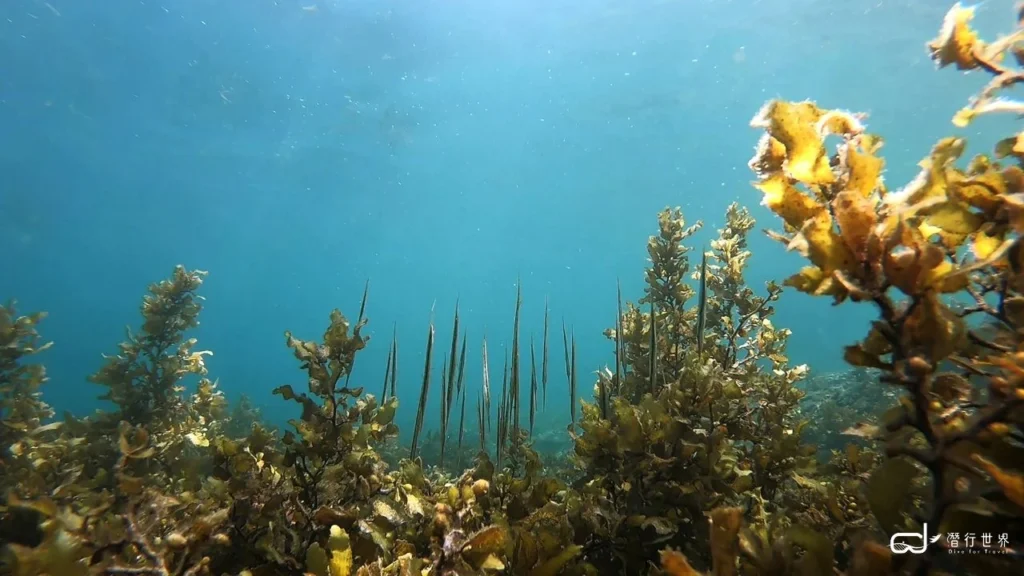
(927, 2), (982, 70)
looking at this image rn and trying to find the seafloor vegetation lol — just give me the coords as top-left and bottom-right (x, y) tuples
(3, 4), (1024, 576)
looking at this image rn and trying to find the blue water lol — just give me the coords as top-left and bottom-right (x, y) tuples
(0, 0), (1013, 437)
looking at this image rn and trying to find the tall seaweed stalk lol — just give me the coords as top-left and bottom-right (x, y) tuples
(542, 301), (549, 411)
(615, 280), (624, 399)
(562, 320), (574, 424)
(456, 389), (467, 469)
(529, 337), (538, 436)
(380, 325), (397, 401)
(409, 313), (434, 460)
(343, 280), (370, 391)
(510, 282), (522, 445)
(440, 302), (460, 467)
(570, 328), (578, 424)
(482, 336), (492, 434)
(496, 351), (508, 468)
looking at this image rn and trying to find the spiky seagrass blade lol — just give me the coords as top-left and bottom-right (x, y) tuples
(456, 333), (468, 400)
(440, 356), (449, 466)
(456, 388), (467, 469)
(441, 303), (461, 466)
(561, 319), (571, 387)
(356, 280), (370, 321)
(496, 394), (504, 467)
(510, 280), (522, 444)
(482, 336), (492, 434)
(569, 329), (577, 425)
(542, 300), (549, 411)
(388, 329), (398, 399)
(529, 336), (538, 436)
(477, 393), (486, 451)
(497, 351), (509, 469)
(344, 279), (371, 391)
(380, 340), (393, 401)
(410, 317), (434, 460)
(615, 279), (624, 397)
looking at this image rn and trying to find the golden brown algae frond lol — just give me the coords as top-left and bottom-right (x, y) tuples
(741, 3), (1024, 575)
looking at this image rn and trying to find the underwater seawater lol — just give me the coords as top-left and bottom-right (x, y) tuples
(1, 0), (1023, 574)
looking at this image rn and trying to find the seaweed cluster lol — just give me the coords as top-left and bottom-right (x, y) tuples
(568, 203), (815, 570)
(0, 303), (54, 496)
(732, 3), (1024, 575)
(0, 216), (837, 576)
(1, 3), (1023, 576)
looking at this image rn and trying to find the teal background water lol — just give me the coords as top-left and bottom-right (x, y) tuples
(0, 0), (1013, 437)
